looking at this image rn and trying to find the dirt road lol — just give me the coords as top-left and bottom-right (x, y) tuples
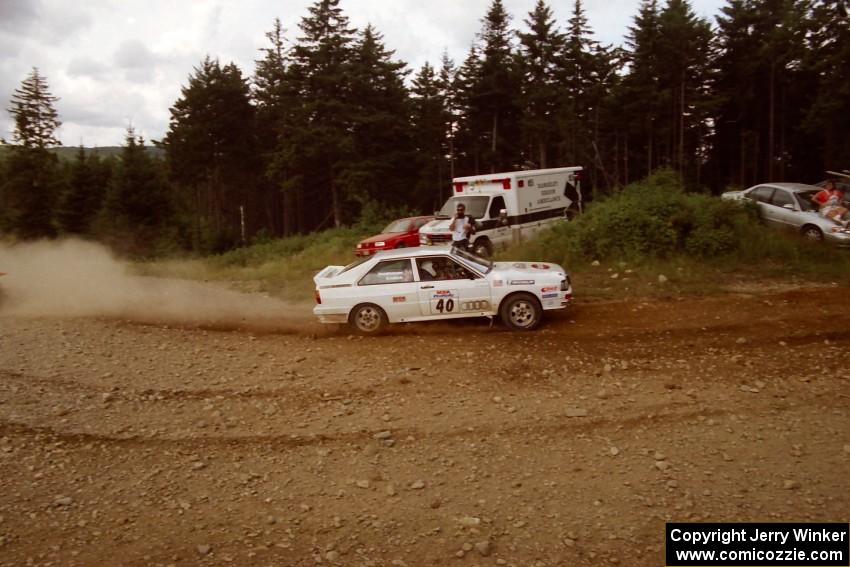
(1, 285), (848, 566)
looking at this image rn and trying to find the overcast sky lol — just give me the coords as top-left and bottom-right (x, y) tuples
(0, 0), (724, 148)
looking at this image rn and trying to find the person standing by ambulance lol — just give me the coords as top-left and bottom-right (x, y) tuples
(449, 203), (475, 250)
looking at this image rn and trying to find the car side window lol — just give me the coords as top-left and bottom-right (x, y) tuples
(415, 257), (478, 281)
(442, 258), (478, 280)
(770, 189), (794, 208)
(796, 192), (817, 211)
(488, 196), (506, 219)
(414, 219), (429, 229)
(748, 186), (775, 203)
(359, 259), (413, 286)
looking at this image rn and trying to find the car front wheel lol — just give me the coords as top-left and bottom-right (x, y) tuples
(349, 303), (388, 335)
(800, 225), (823, 242)
(499, 293), (542, 331)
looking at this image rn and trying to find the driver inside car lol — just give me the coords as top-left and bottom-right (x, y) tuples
(419, 259), (453, 281)
(420, 259), (437, 281)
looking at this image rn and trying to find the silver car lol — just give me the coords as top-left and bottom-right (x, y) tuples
(721, 182), (850, 247)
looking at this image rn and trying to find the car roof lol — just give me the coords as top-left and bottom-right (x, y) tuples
(748, 182), (819, 193)
(393, 215), (435, 221)
(367, 246), (455, 260)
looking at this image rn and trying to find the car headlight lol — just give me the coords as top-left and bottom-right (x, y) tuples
(375, 241), (385, 247)
(357, 243), (363, 249)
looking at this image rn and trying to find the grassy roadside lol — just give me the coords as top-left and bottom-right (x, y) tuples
(136, 222), (849, 303)
(137, 171), (850, 301)
(135, 226), (370, 301)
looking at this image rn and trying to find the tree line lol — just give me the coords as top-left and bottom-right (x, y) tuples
(1, 0), (848, 253)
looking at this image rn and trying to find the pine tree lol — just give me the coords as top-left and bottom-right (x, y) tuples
(411, 61), (451, 210)
(804, 0), (850, 170)
(558, 0), (596, 168)
(253, 18), (292, 236)
(518, 0), (565, 168)
(164, 57), (259, 250)
(468, 0), (522, 173)
(342, 25), (415, 210)
(452, 45), (484, 174)
(55, 147), (108, 234)
(438, 52), (458, 185)
(283, 0), (358, 229)
(710, 0), (812, 187)
(556, 0), (624, 190)
(621, 0), (663, 180)
(2, 68), (64, 237)
(101, 128), (173, 254)
(7, 68), (61, 149)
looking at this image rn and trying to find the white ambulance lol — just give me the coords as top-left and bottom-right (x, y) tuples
(418, 166), (583, 257)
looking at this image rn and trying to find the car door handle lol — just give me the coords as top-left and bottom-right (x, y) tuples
(420, 285), (434, 289)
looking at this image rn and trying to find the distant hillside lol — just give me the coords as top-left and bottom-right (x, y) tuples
(0, 145), (165, 162)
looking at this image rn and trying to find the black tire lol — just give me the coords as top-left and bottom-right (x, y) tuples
(471, 238), (492, 258)
(395, 242), (407, 249)
(349, 303), (388, 335)
(800, 225), (823, 243)
(499, 292), (542, 331)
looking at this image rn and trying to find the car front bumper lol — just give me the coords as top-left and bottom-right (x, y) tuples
(824, 229), (850, 247)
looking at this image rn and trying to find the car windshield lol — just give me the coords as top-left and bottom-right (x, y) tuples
(436, 196), (490, 219)
(382, 219), (411, 233)
(450, 247), (493, 274)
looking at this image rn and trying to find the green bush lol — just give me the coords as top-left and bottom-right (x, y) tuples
(563, 169), (756, 260)
(498, 168), (850, 284)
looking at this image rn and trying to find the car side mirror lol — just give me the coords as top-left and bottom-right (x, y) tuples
(783, 204), (795, 210)
(499, 208), (508, 226)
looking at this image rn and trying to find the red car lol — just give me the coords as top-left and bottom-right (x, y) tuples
(355, 215), (435, 256)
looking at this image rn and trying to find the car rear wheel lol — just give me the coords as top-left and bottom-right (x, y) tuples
(499, 293), (541, 331)
(349, 303), (388, 335)
(800, 225), (823, 242)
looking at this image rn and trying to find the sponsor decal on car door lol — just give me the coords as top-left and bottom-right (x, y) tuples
(427, 288), (459, 315)
(416, 258), (492, 317)
(419, 282), (491, 316)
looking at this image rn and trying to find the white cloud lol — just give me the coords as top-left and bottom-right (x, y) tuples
(0, 0), (725, 147)
(68, 56), (109, 79)
(0, 0), (40, 34)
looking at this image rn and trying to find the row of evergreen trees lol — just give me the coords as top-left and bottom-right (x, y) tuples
(1, 0), (848, 253)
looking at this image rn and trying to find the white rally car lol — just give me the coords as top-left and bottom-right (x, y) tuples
(313, 246), (572, 334)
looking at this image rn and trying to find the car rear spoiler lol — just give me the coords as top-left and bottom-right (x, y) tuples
(313, 265), (344, 284)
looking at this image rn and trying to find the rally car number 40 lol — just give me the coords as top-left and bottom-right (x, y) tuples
(313, 246), (573, 334)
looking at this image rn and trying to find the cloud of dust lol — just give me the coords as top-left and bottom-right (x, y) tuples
(0, 239), (317, 333)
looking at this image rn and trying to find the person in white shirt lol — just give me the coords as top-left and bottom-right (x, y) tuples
(449, 203), (475, 250)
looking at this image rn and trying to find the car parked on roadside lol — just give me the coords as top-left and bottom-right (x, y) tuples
(355, 215), (435, 256)
(313, 246), (572, 334)
(721, 182), (850, 247)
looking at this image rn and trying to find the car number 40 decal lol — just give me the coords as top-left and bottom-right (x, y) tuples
(430, 290), (457, 314)
(430, 291), (490, 314)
